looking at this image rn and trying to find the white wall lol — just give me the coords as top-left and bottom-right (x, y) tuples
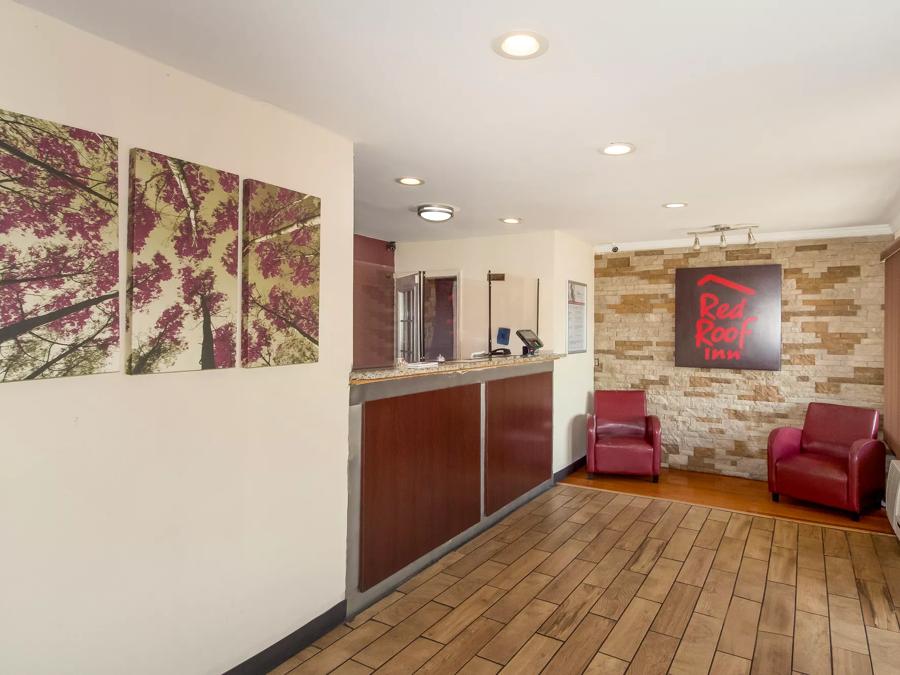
(396, 230), (595, 471)
(0, 4), (353, 674)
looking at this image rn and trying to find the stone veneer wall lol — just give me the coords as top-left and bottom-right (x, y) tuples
(594, 235), (890, 480)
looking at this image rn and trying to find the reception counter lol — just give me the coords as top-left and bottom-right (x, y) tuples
(346, 355), (559, 611)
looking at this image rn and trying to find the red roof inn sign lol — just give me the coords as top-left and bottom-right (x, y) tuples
(675, 265), (782, 371)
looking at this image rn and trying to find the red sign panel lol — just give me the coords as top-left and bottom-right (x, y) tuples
(675, 265), (782, 371)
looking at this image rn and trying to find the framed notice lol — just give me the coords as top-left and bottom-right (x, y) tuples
(567, 280), (587, 354)
(675, 264), (782, 371)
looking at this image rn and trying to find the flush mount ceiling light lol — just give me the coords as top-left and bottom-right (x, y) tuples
(396, 176), (424, 186)
(492, 31), (548, 59)
(663, 202), (688, 209)
(417, 204), (455, 222)
(500, 217), (522, 224)
(602, 142), (635, 156)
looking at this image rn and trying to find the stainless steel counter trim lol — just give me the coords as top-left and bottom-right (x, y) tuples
(349, 358), (556, 404)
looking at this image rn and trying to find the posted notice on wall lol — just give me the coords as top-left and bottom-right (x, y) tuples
(567, 280), (587, 354)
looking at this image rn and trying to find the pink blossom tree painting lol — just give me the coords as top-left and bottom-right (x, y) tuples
(127, 149), (238, 374)
(242, 179), (320, 367)
(0, 108), (119, 382)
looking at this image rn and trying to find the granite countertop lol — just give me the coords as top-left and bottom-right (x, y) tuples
(350, 353), (563, 385)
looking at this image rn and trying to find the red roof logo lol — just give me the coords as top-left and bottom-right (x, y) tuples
(696, 274), (756, 296)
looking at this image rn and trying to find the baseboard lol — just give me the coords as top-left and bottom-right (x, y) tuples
(553, 455), (586, 482)
(223, 600), (346, 675)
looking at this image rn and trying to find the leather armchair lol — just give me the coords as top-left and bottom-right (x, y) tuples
(767, 402), (885, 520)
(587, 390), (661, 481)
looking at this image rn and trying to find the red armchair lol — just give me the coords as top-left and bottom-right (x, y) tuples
(587, 390), (661, 481)
(768, 402), (885, 520)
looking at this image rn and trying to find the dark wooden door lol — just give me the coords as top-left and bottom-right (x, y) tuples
(359, 384), (481, 590)
(884, 241), (900, 453)
(485, 372), (553, 515)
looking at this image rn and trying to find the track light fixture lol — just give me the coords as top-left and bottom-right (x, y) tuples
(686, 224), (759, 251)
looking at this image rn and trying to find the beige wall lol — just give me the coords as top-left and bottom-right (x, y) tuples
(397, 229), (595, 471)
(594, 235), (888, 480)
(0, 4), (353, 674)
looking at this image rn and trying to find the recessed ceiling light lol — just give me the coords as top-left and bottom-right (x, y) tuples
(396, 176), (424, 186)
(417, 204), (454, 222)
(663, 202), (687, 209)
(500, 217), (522, 224)
(602, 142), (635, 156)
(493, 31), (548, 59)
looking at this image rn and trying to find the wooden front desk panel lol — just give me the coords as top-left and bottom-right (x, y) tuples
(359, 383), (481, 591)
(485, 372), (553, 516)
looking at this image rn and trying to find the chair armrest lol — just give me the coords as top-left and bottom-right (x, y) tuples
(767, 427), (802, 493)
(586, 414), (596, 473)
(848, 438), (887, 512)
(646, 415), (662, 476)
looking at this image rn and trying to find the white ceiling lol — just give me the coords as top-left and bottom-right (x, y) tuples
(19, 0), (900, 245)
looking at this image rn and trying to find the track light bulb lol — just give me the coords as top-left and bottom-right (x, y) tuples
(692, 236), (701, 251)
(747, 229), (757, 246)
(720, 233), (727, 248)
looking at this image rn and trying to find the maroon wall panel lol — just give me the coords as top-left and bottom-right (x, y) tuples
(353, 234), (394, 369)
(485, 372), (553, 516)
(360, 384), (481, 590)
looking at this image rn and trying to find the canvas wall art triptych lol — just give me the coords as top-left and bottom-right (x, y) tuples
(0, 107), (321, 383)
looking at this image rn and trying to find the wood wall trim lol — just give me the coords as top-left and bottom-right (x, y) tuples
(881, 237), (900, 262)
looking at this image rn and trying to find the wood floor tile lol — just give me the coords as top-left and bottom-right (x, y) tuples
(695, 569), (737, 619)
(717, 596), (761, 659)
(832, 647), (873, 675)
(598, 597), (661, 661)
(544, 613), (614, 674)
(578, 528), (625, 563)
(584, 652), (628, 674)
(373, 638), (442, 674)
(637, 557), (682, 603)
(668, 612), (723, 675)
(355, 602), (451, 669)
(793, 610), (831, 675)
(419, 617), (504, 675)
(713, 536), (747, 574)
(858, 579), (900, 631)
(758, 581), (795, 637)
(768, 545), (797, 585)
(584, 547), (632, 589)
(537, 559), (595, 605)
(749, 631), (791, 675)
(865, 626), (900, 675)
(435, 560), (507, 608)
(483, 571), (553, 623)
(458, 656), (500, 674)
(651, 582), (701, 638)
(274, 487), (890, 675)
(623, 630), (678, 674)
(826, 555), (860, 598)
(478, 598), (557, 665)
(734, 557), (768, 603)
(829, 593), (869, 655)
(710, 651), (751, 675)
(295, 621), (391, 674)
(497, 633), (560, 673)
(661, 527), (699, 562)
(796, 566), (828, 616)
(677, 546), (716, 587)
(538, 582), (605, 641)
(591, 570), (645, 620)
(423, 586), (505, 644)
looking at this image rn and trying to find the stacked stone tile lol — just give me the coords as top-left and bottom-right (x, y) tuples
(594, 235), (889, 480)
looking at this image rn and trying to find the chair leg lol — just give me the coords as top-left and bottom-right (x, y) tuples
(771, 493), (779, 503)
(851, 512), (861, 522)
(652, 475), (659, 483)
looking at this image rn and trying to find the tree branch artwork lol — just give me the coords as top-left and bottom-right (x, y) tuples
(127, 149), (238, 374)
(242, 178), (320, 368)
(0, 108), (119, 382)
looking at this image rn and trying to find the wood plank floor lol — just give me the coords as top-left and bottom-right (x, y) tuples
(563, 468), (893, 535)
(271, 484), (900, 674)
